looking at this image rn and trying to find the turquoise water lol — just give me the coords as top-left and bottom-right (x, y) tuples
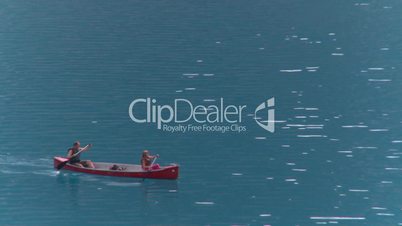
(1, 1), (402, 225)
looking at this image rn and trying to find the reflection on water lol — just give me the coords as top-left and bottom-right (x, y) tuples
(56, 173), (82, 207)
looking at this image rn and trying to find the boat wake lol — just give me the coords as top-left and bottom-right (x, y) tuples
(0, 155), (53, 168)
(32, 169), (60, 177)
(0, 169), (25, 174)
(0, 155), (54, 176)
(104, 181), (142, 187)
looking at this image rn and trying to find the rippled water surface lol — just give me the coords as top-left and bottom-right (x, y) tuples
(1, 1), (402, 225)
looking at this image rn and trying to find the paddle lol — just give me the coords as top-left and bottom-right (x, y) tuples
(142, 156), (158, 181)
(149, 156), (158, 169)
(56, 145), (89, 170)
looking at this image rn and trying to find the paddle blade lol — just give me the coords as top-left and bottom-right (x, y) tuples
(56, 160), (69, 170)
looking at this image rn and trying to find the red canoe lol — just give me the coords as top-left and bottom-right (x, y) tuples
(53, 157), (179, 180)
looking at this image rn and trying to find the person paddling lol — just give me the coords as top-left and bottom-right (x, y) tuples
(67, 141), (95, 168)
(141, 150), (160, 170)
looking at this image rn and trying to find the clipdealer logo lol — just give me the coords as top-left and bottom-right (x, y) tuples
(128, 97), (275, 133)
(254, 98), (275, 133)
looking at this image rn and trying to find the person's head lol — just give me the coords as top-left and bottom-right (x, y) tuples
(73, 141), (81, 149)
(142, 150), (149, 157)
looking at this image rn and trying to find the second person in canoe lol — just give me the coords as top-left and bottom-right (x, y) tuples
(141, 150), (160, 170)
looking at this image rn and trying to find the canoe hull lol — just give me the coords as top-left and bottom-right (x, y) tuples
(53, 157), (179, 180)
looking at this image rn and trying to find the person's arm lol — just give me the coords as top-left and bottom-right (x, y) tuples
(141, 159), (147, 169)
(67, 150), (73, 158)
